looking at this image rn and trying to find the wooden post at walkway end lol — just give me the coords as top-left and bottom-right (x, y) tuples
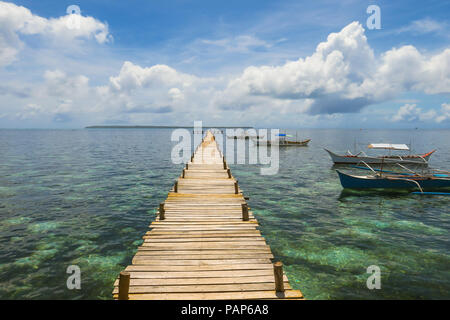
(182, 169), (186, 178)
(274, 262), (285, 293)
(118, 271), (130, 300)
(227, 168), (231, 178)
(174, 181), (178, 193)
(234, 180), (239, 194)
(242, 203), (249, 221)
(159, 203), (165, 220)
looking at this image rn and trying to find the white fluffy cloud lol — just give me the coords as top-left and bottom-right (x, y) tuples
(397, 18), (448, 35)
(11, 69), (93, 122)
(0, 1), (111, 67)
(43, 70), (90, 97)
(215, 22), (450, 115)
(391, 104), (436, 122)
(436, 103), (450, 123)
(1, 3), (449, 128)
(360, 46), (450, 98)
(392, 103), (450, 123)
(108, 61), (196, 93)
(215, 22), (375, 113)
(202, 35), (272, 53)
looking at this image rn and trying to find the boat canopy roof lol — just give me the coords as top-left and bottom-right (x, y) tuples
(367, 143), (409, 151)
(276, 134), (294, 137)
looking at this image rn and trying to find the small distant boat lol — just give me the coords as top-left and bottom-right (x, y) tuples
(325, 143), (435, 165)
(256, 139), (311, 146)
(227, 130), (264, 140)
(229, 134), (265, 140)
(280, 139), (311, 146)
(255, 134), (310, 147)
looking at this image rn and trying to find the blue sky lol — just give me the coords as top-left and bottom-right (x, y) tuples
(0, 0), (449, 128)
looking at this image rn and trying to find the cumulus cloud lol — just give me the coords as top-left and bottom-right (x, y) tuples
(215, 22), (375, 113)
(360, 46), (450, 97)
(0, 1), (111, 67)
(215, 22), (450, 115)
(168, 88), (184, 101)
(392, 103), (450, 123)
(391, 104), (436, 122)
(436, 103), (450, 123)
(108, 61), (195, 93)
(123, 105), (174, 114)
(10, 69), (94, 122)
(43, 70), (90, 97)
(1, 9), (450, 128)
(202, 35), (272, 53)
(397, 18), (448, 35)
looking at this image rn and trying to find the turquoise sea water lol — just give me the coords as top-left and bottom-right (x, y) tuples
(0, 128), (449, 299)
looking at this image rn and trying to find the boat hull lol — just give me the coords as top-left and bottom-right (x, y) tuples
(325, 149), (434, 165)
(228, 135), (264, 140)
(337, 170), (450, 190)
(256, 139), (311, 146)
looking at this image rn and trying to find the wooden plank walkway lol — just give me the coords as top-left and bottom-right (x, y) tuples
(113, 131), (303, 300)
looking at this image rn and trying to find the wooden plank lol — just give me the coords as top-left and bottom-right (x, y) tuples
(122, 270), (278, 279)
(132, 254), (274, 261)
(114, 275), (289, 286)
(150, 222), (258, 225)
(144, 233), (262, 238)
(128, 259), (272, 266)
(142, 240), (266, 245)
(138, 244), (270, 250)
(135, 249), (272, 254)
(113, 282), (292, 294)
(146, 230), (261, 235)
(124, 264), (274, 272)
(143, 237), (265, 242)
(115, 290), (303, 300)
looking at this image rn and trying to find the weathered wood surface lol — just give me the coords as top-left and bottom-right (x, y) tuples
(113, 131), (303, 300)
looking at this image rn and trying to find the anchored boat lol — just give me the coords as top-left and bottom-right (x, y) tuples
(325, 143), (435, 165)
(255, 134), (311, 147)
(336, 160), (450, 194)
(337, 170), (450, 190)
(227, 130), (264, 140)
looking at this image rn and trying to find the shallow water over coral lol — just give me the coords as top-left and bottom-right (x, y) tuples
(0, 128), (448, 299)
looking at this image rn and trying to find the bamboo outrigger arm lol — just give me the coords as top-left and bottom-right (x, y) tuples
(386, 176), (424, 193)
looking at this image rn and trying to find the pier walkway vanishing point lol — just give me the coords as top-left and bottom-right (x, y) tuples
(113, 131), (304, 300)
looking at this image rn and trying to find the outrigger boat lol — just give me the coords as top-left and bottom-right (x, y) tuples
(227, 130), (264, 140)
(336, 163), (450, 194)
(325, 143), (435, 165)
(254, 134), (311, 147)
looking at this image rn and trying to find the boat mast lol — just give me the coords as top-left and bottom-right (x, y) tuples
(409, 138), (412, 156)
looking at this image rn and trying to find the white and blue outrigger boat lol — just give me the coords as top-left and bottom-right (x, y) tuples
(325, 143), (435, 165)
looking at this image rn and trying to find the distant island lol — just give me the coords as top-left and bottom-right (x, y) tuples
(85, 125), (253, 129)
